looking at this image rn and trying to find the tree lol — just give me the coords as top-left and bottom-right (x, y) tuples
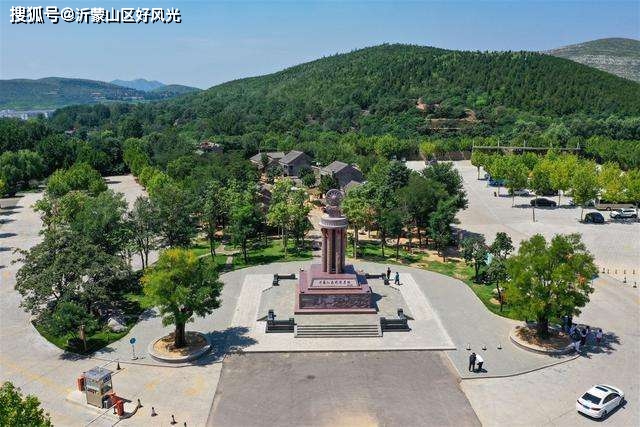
(571, 160), (599, 221)
(0, 381), (52, 427)
(505, 234), (597, 338)
(41, 301), (99, 341)
(318, 174), (339, 196)
(461, 235), (488, 281)
(228, 189), (261, 263)
(489, 231), (514, 259)
(142, 249), (223, 348)
(488, 232), (514, 310)
(625, 169), (640, 215)
(503, 156), (529, 206)
(423, 162), (467, 209)
(550, 155), (577, 205)
(15, 229), (129, 323)
(267, 178), (310, 256)
(598, 162), (625, 203)
(396, 174), (447, 247)
(470, 151), (486, 180)
(152, 180), (197, 248)
(201, 181), (228, 258)
(342, 186), (373, 258)
(127, 196), (161, 269)
(530, 156), (554, 196)
(0, 150), (45, 196)
(428, 197), (458, 261)
(298, 167), (316, 187)
(46, 162), (106, 198)
(485, 155), (508, 196)
(379, 208), (404, 260)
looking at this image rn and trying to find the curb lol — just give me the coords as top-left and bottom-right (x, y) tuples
(509, 329), (576, 356)
(147, 332), (212, 363)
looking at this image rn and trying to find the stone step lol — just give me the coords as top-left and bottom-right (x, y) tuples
(295, 323), (381, 338)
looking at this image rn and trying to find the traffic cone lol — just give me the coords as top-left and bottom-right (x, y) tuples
(482, 345), (487, 351)
(497, 343), (502, 350)
(151, 407), (157, 417)
(116, 361), (121, 370)
(137, 398), (142, 408)
(466, 343), (470, 350)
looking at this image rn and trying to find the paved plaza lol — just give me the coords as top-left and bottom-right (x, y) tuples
(208, 351), (480, 427)
(407, 160), (640, 282)
(1, 174), (638, 426)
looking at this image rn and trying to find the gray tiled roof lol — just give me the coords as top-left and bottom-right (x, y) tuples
(323, 161), (349, 173)
(279, 150), (307, 165)
(250, 152), (286, 163)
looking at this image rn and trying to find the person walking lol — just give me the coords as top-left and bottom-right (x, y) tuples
(386, 267), (391, 280)
(475, 354), (484, 372)
(580, 328), (587, 347)
(468, 352), (476, 372)
(596, 328), (603, 345)
(394, 271), (400, 285)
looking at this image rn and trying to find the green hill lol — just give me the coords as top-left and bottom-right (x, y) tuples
(162, 44), (640, 135)
(150, 84), (200, 96)
(0, 77), (149, 110)
(0, 77), (198, 110)
(111, 78), (165, 92)
(546, 38), (640, 82)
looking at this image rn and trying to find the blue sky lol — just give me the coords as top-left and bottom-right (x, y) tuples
(1, 1), (638, 88)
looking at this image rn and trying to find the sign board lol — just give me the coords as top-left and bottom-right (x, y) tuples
(129, 337), (136, 345)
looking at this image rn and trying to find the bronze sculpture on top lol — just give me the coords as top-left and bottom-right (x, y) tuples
(295, 189), (375, 314)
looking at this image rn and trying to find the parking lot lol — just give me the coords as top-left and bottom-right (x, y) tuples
(208, 352), (480, 427)
(406, 160), (640, 282)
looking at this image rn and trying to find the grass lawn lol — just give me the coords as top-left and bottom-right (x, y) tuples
(354, 240), (521, 320)
(36, 324), (131, 354)
(190, 238), (313, 270)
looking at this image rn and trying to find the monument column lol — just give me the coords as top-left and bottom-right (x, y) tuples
(334, 228), (342, 274)
(341, 229), (347, 272)
(321, 229), (328, 272)
(326, 229), (334, 273)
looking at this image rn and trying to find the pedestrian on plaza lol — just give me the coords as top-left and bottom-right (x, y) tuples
(468, 352), (476, 372)
(475, 354), (484, 372)
(596, 328), (603, 345)
(394, 271), (400, 285)
(574, 339), (581, 353)
(580, 328), (587, 346)
(569, 323), (577, 338)
(386, 266), (391, 280)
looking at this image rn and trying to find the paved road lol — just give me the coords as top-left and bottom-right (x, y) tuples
(208, 351), (480, 427)
(455, 160), (639, 282)
(462, 274), (639, 426)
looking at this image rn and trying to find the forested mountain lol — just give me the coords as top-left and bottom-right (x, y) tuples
(157, 43), (640, 137)
(0, 77), (197, 110)
(111, 78), (165, 92)
(150, 84), (201, 96)
(547, 38), (640, 82)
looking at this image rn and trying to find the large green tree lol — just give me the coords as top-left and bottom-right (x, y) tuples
(571, 160), (599, 221)
(0, 382), (52, 427)
(45, 162), (106, 198)
(142, 249), (223, 348)
(127, 196), (161, 269)
(15, 229), (129, 323)
(461, 235), (488, 281)
(151, 180), (197, 248)
(505, 233), (597, 338)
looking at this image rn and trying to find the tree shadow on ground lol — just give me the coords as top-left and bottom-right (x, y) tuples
(578, 331), (621, 358)
(195, 327), (257, 365)
(0, 210), (20, 217)
(58, 340), (117, 360)
(137, 308), (158, 321)
(0, 232), (18, 238)
(104, 179), (121, 185)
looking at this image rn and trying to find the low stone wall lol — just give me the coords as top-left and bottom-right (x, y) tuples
(509, 326), (575, 356)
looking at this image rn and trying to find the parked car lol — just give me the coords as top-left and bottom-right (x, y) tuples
(512, 189), (531, 197)
(576, 384), (624, 419)
(610, 208), (638, 220)
(595, 201), (634, 211)
(530, 198), (557, 207)
(583, 212), (605, 224)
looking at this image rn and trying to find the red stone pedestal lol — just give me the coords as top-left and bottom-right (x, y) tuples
(295, 264), (375, 314)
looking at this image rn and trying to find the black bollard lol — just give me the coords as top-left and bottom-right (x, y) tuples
(151, 407), (157, 417)
(137, 398), (142, 408)
(171, 414), (177, 425)
(116, 361), (121, 370)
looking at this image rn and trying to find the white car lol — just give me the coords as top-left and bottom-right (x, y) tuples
(576, 384), (624, 419)
(512, 189), (531, 197)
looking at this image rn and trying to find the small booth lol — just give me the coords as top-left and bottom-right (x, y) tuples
(83, 367), (113, 408)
